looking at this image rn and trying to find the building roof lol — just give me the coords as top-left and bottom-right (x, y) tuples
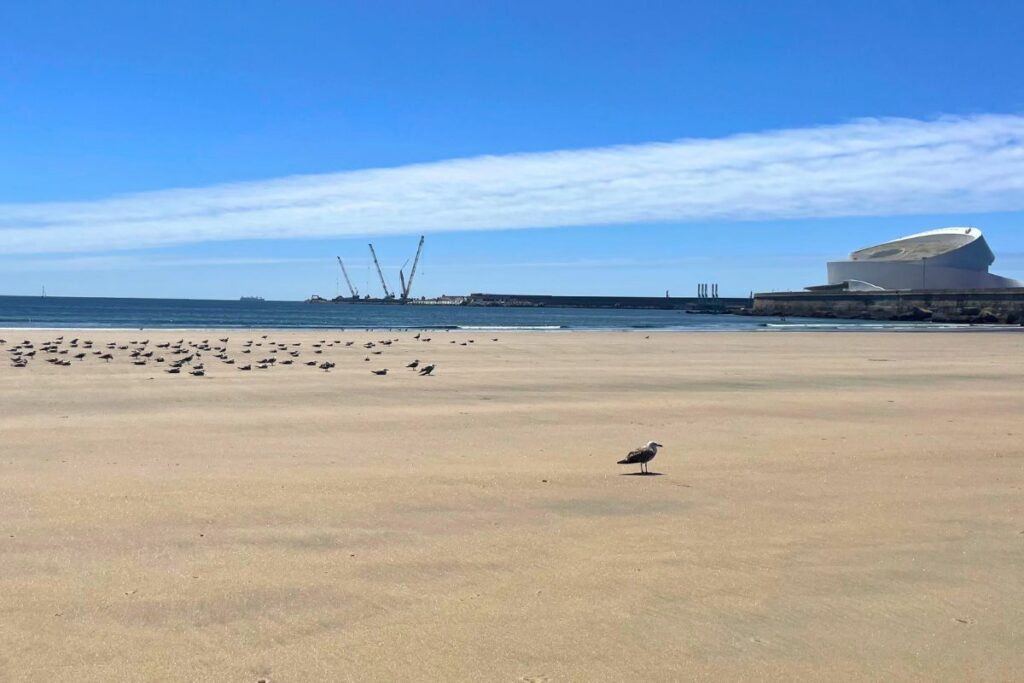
(850, 227), (983, 261)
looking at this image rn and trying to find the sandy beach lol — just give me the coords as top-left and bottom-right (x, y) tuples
(2, 329), (1022, 681)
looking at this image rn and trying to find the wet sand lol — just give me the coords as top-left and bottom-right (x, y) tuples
(2, 329), (1023, 681)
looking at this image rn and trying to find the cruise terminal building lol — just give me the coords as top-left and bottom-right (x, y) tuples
(823, 227), (1021, 291)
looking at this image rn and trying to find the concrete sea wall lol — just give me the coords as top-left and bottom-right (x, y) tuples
(751, 289), (1024, 324)
(465, 293), (752, 311)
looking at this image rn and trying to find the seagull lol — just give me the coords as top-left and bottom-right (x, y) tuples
(165, 367), (181, 374)
(371, 369), (388, 376)
(406, 360), (420, 369)
(418, 364), (435, 376)
(617, 441), (663, 474)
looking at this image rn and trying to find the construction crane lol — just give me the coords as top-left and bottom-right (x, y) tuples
(336, 256), (359, 299)
(400, 235), (425, 301)
(367, 243), (394, 299)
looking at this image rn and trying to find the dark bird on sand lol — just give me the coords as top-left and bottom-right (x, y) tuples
(371, 369), (388, 376)
(418, 364), (435, 376)
(74, 353), (86, 360)
(190, 369), (205, 377)
(305, 361), (317, 366)
(165, 367), (181, 374)
(238, 364), (252, 371)
(318, 362), (333, 372)
(617, 441), (663, 474)
(406, 360), (420, 369)
(99, 353), (114, 362)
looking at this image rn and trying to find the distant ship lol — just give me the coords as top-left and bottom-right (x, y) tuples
(239, 296), (265, 302)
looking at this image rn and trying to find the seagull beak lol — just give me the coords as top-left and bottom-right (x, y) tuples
(655, 443), (664, 448)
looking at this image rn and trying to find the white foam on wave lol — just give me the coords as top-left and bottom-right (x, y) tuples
(454, 325), (564, 330)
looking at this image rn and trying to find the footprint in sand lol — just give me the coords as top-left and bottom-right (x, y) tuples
(520, 678), (551, 683)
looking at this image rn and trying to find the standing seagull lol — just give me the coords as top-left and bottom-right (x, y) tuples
(617, 441), (663, 474)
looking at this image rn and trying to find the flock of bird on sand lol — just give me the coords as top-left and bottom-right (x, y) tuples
(4, 332), (667, 474)
(0, 331), (495, 378)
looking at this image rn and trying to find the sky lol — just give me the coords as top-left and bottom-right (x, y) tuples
(1, 1), (1023, 299)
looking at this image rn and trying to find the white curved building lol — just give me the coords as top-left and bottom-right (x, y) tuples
(826, 227), (1021, 290)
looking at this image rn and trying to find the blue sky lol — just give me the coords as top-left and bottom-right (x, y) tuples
(1, 1), (1022, 299)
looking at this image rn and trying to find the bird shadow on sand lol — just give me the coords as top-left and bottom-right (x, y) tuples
(621, 471), (664, 476)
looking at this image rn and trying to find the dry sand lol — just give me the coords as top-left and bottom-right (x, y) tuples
(1, 329), (1023, 681)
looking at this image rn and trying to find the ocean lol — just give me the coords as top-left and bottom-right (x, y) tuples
(0, 295), (972, 331)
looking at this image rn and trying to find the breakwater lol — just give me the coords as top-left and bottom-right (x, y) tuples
(751, 288), (1024, 324)
(464, 293), (752, 312)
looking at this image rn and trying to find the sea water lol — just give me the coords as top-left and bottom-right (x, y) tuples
(0, 295), (980, 331)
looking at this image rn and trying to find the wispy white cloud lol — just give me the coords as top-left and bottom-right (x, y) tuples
(0, 255), (324, 272)
(2, 114), (1023, 255)
(455, 254), (835, 269)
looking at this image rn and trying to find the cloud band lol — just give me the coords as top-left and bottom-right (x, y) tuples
(2, 114), (1023, 254)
